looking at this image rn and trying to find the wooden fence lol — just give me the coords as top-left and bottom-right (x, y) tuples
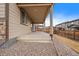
(54, 30), (79, 40)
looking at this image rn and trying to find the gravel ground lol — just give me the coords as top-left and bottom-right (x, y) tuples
(0, 41), (57, 56)
(53, 38), (79, 56)
(53, 35), (79, 56)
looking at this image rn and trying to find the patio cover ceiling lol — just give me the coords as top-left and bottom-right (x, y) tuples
(17, 3), (53, 24)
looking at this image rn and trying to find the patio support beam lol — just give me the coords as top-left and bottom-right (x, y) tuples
(17, 4), (51, 7)
(43, 21), (45, 31)
(50, 5), (53, 37)
(32, 24), (35, 32)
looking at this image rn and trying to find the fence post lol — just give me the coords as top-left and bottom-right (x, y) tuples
(73, 30), (75, 40)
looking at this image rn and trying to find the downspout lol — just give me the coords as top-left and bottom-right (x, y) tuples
(5, 3), (9, 41)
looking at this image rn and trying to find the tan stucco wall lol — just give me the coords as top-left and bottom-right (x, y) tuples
(0, 3), (5, 18)
(0, 4), (6, 40)
(9, 4), (31, 39)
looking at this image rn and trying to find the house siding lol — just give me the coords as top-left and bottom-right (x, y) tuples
(0, 4), (6, 39)
(9, 3), (31, 39)
(0, 4), (5, 18)
(0, 4), (6, 45)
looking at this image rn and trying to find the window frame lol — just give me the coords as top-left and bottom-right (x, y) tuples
(20, 8), (28, 26)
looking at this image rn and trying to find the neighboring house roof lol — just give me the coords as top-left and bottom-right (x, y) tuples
(56, 19), (79, 26)
(67, 24), (79, 30)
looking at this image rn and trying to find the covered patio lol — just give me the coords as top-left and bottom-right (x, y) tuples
(17, 3), (53, 33)
(16, 3), (53, 44)
(15, 3), (54, 43)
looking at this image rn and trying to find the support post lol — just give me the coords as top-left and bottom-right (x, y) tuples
(50, 5), (53, 39)
(43, 22), (45, 32)
(32, 24), (35, 32)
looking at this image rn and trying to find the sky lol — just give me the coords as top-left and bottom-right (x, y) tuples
(45, 3), (79, 26)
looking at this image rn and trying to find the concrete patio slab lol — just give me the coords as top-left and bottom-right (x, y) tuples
(17, 32), (52, 43)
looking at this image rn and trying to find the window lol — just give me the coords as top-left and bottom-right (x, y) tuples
(20, 8), (27, 25)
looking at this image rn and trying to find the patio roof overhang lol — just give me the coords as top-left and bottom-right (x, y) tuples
(17, 3), (53, 24)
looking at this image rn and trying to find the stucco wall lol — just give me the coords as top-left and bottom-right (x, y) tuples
(0, 4), (6, 40)
(0, 3), (5, 18)
(9, 3), (31, 39)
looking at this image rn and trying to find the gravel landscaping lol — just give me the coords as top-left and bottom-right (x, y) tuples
(0, 41), (57, 56)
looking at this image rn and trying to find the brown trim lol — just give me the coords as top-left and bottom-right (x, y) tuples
(17, 3), (52, 7)
(5, 3), (9, 41)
